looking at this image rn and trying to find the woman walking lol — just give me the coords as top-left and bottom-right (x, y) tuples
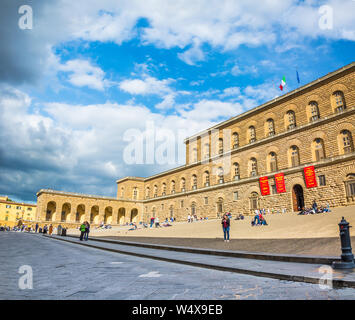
(49, 224), (53, 236)
(221, 214), (230, 242)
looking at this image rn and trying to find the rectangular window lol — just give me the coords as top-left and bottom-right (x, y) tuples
(271, 184), (277, 194)
(16, 206), (21, 210)
(180, 200), (184, 208)
(161, 204), (164, 210)
(318, 175), (326, 186)
(346, 182), (355, 196)
(27, 207), (32, 211)
(6, 205), (11, 208)
(204, 197), (208, 205)
(233, 192), (238, 201)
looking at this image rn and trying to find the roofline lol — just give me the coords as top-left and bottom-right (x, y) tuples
(0, 200), (37, 207)
(184, 61), (355, 143)
(36, 189), (118, 201)
(115, 176), (146, 184)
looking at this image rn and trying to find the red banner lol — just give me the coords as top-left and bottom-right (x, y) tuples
(259, 176), (270, 196)
(304, 166), (317, 188)
(275, 173), (286, 193)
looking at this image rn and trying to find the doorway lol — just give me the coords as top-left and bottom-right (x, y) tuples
(292, 184), (304, 211)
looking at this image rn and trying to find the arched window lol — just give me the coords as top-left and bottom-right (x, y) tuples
(345, 173), (355, 200)
(153, 185), (158, 197)
(233, 162), (240, 180)
(333, 91), (346, 113)
(181, 178), (186, 192)
(269, 152), (278, 172)
(218, 138), (223, 154)
(287, 111), (296, 130)
(218, 167), (224, 184)
(204, 143), (210, 159)
(309, 101), (320, 122)
(162, 183), (167, 196)
(341, 130), (354, 154)
(145, 187), (150, 199)
(232, 132), (239, 148)
(250, 158), (257, 177)
(171, 180), (175, 194)
(192, 174), (197, 190)
(249, 126), (256, 143)
(314, 138), (325, 161)
(267, 119), (275, 136)
(290, 145), (300, 167)
(204, 171), (210, 186)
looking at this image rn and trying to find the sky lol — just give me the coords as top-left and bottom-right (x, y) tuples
(0, 0), (354, 203)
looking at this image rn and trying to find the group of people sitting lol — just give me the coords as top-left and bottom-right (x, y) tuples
(298, 200), (332, 215)
(251, 210), (268, 226)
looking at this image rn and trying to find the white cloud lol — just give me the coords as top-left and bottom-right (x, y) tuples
(119, 76), (173, 96)
(178, 39), (205, 65)
(219, 87), (241, 98)
(59, 59), (107, 91)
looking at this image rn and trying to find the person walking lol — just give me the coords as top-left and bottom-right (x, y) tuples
(155, 217), (160, 228)
(79, 222), (86, 241)
(187, 214), (191, 223)
(150, 216), (155, 228)
(84, 221), (90, 241)
(49, 224), (53, 236)
(221, 214), (230, 243)
(35, 223), (39, 233)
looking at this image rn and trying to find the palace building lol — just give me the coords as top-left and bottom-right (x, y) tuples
(36, 62), (355, 227)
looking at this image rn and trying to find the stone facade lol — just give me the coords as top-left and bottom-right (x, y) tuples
(36, 189), (143, 228)
(36, 62), (355, 226)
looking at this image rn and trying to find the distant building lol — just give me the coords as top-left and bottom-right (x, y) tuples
(0, 196), (37, 227)
(36, 62), (355, 226)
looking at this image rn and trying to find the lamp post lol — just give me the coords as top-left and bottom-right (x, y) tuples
(332, 217), (355, 269)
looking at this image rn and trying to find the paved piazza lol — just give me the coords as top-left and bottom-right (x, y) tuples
(0, 232), (354, 300)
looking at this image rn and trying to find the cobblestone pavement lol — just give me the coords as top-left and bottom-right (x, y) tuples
(0, 232), (354, 300)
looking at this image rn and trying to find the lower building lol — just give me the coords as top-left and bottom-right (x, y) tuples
(0, 196), (37, 228)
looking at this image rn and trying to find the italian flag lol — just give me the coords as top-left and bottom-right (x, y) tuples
(279, 76), (286, 91)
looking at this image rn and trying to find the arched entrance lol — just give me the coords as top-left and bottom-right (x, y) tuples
(61, 203), (71, 222)
(46, 201), (56, 221)
(117, 208), (125, 224)
(191, 202), (196, 216)
(169, 206), (174, 219)
(249, 192), (260, 214)
(76, 204), (85, 223)
(130, 208), (138, 223)
(292, 184), (305, 211)
(104, 207), (112, 224)
(90, 206), (99, 224)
